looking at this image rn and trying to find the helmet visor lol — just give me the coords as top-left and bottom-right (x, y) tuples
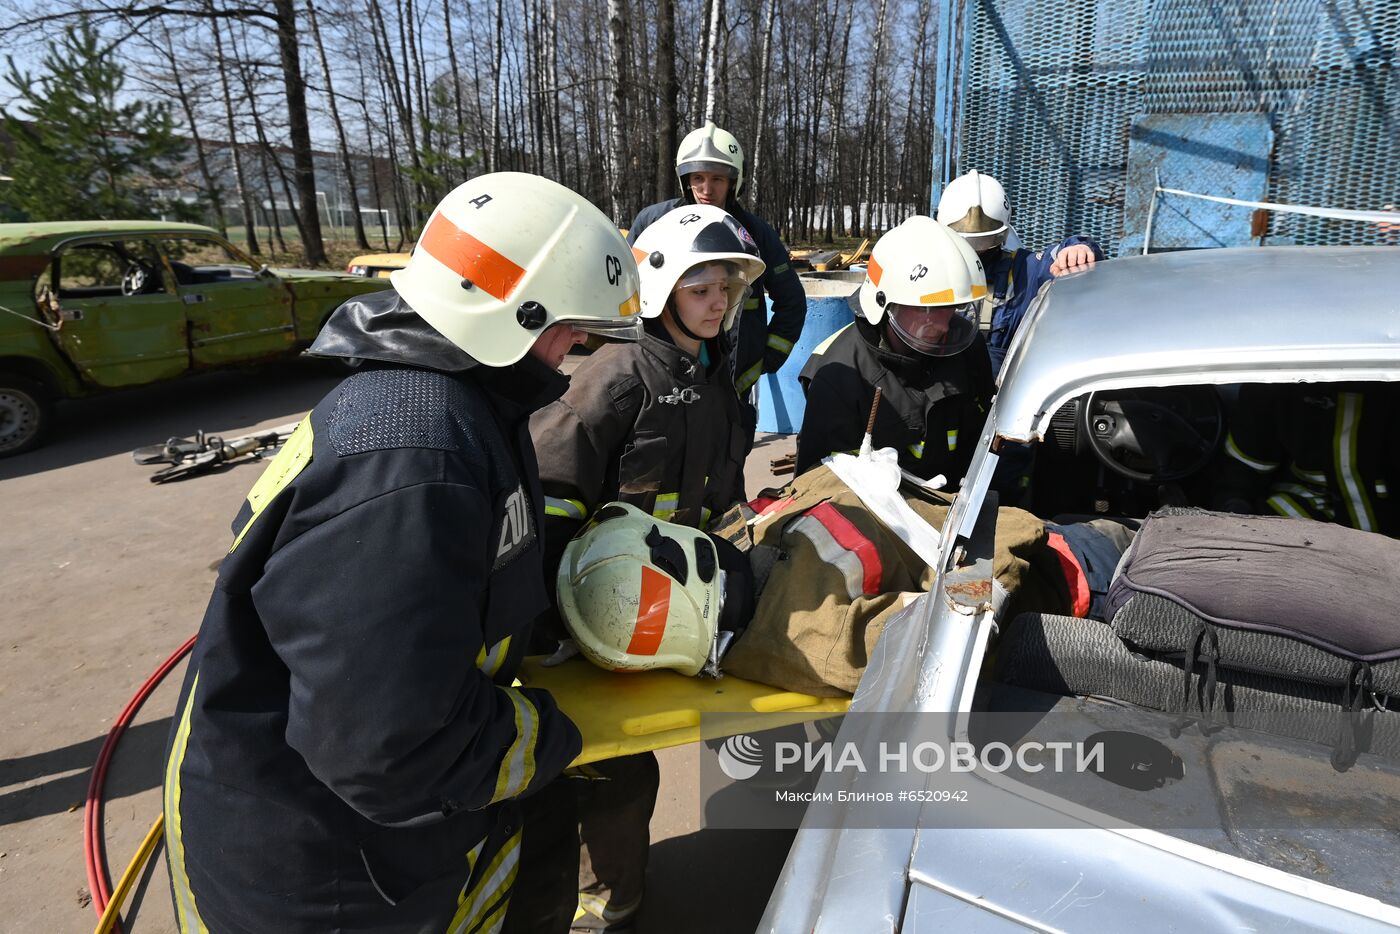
(887, 302), (979, 357)
(675, 262), (753, 325)
(678, 160), (739, 181)
(557, 314), (644, 342)
(958, 229), (1007, 253)
(677, 261), (752, 303)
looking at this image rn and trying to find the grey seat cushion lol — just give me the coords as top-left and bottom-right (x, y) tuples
(996, 612), (1400, 757)
(1105, 509), (1400, 688)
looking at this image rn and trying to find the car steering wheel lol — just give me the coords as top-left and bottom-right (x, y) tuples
(121, 262), (151, 296)
(1082, 387), (1224, 483)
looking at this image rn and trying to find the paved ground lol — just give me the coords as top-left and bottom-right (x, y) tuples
(0, 356), (799, 934)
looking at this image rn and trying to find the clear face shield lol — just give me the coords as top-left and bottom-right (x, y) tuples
(552, 281), (645, 343)
(674, 260), (753, 329)
(960, 229), (1008, 254)
(558, 316), (644, 341)
(887, 301), (979, 357)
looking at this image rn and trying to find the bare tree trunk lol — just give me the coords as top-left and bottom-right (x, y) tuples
(748, 0), (776, 211)
(855, 0), (888, 236)
(489, 0), (505, 171)
(691, 0), (712, 123)
(367, 0), (424, 218)
(546, 0), (563, 178)
(307, 0), (370, 249)
(159, 25), (227, 235)
(701, 0), (723, 122)
(256, 146), (289, 253)
(655, 0), (678, 202)
(209, 9), (259, 253)
(442, 0), (470, 175)
(269, 0), (326, 264)
(605, 0), (628, 220)
(825, 0), (854, 242)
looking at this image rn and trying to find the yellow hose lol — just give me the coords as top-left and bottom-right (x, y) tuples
(94, 814), (164, 934)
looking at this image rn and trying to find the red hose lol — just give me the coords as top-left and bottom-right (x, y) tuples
(84, 635), (197, 931)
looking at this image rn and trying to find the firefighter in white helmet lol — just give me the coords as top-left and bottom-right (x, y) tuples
(936, 169), (1103, 372)
(626, 121), (806, 438)
(796, 217), (996, 487)
(523, 203), (764, 933)
(163, 173), (642, 934)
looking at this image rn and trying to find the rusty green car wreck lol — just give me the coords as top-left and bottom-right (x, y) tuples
(0, 221), (392, 455)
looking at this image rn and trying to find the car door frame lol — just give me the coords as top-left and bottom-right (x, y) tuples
(152, 233), (297, 367)
(41, 235), (191, 389)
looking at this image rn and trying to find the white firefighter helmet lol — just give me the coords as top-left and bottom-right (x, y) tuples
(390, 172), (643, 367)
(849, 216), (987, 358)
(936, 170), (1012, 253)
(631, 205), (766, 331)
(676, 121), (745, 196)
(557, 503), (723, 676)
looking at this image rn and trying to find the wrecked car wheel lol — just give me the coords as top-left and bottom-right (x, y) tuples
(0, 376), (53, 457)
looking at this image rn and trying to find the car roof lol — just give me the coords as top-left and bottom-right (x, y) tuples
(994, 246), (1400, 441)
(0, 221), (220, 257)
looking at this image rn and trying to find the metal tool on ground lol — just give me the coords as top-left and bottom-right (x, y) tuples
(133, 422), (300, 484)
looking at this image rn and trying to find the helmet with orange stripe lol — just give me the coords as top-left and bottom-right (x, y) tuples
(556, 503), (723, 676)
(632, 205), (766, 333)
(391, 172), (644, 367)
(850, 216), (987, 359)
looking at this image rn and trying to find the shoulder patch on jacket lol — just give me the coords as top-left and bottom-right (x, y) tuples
(493, 482), (536, 570)
(329, 368), (482, 456)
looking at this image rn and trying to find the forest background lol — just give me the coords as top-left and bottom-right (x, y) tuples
(0, 0), (943, 266)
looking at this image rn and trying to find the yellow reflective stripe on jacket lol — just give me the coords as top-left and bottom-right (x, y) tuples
(700, 506), (713, 529)
(1333, 392), (1377, 533)
(230, 415), (314, 553)
(489, 688), (538, 803)
(744, 297), (761, 311)
(736, 361), (763, 393)
(946, 429), (958, 452)
(448, 829), (521, 934)
(1224, 433), (1276, 473)
(164, 673), (209, 933)
(766, 333), (794, 355)
(771, 262), (790, 276)
(543, 496), (587, 521)
(653, 492), (679, 521)
(907, 441), (925, 460)
(811, 324), (852, 357)
(475, 636), (512, 679)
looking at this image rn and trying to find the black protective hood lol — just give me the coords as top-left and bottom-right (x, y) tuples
(307, 286), (569, 415)
(308, 287), (482, 373)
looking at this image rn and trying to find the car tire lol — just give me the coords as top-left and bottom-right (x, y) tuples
(0, 375), (54, 457)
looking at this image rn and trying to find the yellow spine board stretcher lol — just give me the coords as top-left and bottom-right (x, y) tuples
(517, 657), (850, 766)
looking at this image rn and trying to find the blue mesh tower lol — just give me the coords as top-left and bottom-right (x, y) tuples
(934, 0), (1400, 256)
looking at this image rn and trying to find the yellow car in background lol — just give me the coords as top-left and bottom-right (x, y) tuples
(346, 252), (410, 278)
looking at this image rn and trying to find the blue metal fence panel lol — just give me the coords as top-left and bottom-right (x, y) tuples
(1120, 114), (1274, 250)
(955, 0), (1400, 256)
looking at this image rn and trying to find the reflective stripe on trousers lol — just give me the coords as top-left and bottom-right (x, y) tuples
(165, 673), (209, 933)
(447, 829), (521, 934)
